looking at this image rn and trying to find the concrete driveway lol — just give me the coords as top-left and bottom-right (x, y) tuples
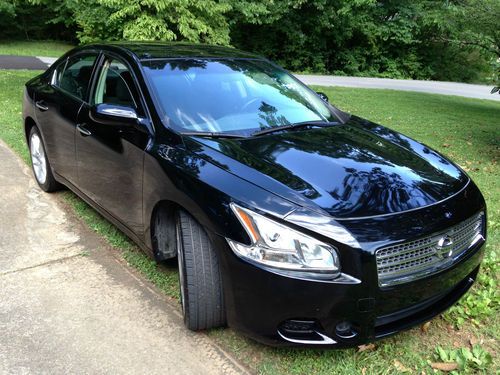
(0, 140), (248, 374)
(0, 55), (51, 70)
(296, 74), (499, 101)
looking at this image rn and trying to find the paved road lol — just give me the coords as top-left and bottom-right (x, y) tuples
(296, 74), (499, 101)
(1, 55), (497, 101)
(0, 55), (50, 70)
(0, 140), (248, 375)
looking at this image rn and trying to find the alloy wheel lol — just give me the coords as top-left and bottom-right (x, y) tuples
(30, 132), (47, 185)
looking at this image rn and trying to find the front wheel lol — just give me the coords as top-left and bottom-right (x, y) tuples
(28, 126), (61, 192)
(176, 210), (226, 330)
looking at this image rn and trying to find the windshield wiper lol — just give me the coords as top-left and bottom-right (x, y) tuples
(180, 131), (244, 139)
(251, 121), (339, 137)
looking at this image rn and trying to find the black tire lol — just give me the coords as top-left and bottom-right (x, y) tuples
(28, 126), (62, 192)
(176, 210), (226, 330)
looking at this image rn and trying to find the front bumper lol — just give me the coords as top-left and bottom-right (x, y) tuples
(214, 182), (486, 347)
(215, 234), (483, 347)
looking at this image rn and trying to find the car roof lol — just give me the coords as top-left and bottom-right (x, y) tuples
(82, 41), (263, 60)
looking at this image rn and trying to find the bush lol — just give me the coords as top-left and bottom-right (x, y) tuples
(0, 0), (497, 83)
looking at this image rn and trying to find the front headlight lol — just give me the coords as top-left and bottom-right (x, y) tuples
(227, 203), (340, 277)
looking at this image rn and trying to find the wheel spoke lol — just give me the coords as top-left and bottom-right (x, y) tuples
(30, 133), (47, 185)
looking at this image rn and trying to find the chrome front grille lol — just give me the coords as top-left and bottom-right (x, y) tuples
(376, 212), (484, 287)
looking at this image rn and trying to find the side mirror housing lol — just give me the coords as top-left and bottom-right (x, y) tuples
(90, 103), (138, 126)
(316, 91), (329, 103)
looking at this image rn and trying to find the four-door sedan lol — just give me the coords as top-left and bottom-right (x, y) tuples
(23, 42), (486, 347)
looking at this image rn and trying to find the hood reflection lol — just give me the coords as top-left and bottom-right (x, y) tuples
(189, 118), (469, 218)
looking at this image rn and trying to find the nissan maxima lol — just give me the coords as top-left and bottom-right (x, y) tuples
(23, 42), (487, 347)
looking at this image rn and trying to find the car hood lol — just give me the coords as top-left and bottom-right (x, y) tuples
(186, 116), (469, 219)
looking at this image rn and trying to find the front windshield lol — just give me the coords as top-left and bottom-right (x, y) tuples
(142, 58), (339, 135)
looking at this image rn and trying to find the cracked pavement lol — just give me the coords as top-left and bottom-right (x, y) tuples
(0, 140), (249, 375)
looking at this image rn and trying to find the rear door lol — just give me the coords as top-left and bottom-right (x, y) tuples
(75, 54), (150, 235)
(35, 53), (99, 184)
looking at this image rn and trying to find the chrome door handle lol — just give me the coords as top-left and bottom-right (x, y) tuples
(35, 101), (49, 111)
(76, 123), (92, 136)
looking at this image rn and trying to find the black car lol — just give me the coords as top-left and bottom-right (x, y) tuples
(23, 42), (486, 347)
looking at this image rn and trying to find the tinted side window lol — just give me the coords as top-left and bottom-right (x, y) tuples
(58, 55), (97, 100)
(94, 58), (138, 108)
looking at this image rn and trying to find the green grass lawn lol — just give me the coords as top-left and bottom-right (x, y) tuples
(0, 40), (73, 57)
(1, 70), (498, 374)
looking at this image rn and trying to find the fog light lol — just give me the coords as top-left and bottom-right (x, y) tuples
(278, 319), (336, 345)
(335, 321), (357, 339)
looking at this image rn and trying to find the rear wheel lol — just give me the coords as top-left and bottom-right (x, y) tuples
(176, 210), (226, 330)
(28, 126), (61, 192)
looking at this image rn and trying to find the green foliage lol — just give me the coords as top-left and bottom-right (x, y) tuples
(435, 345), (493, 373)
(0, 0), (75, 40)
(232, 0), (497, 82)
(1, 0), (497, 83)
(444, 249), (499, 328)
(58, 0), (304, 45)
(68, 0), (233, 44)
(0, 0), (16, 16)
(444, 0), (500, 85)
(447, 0), (499, 58)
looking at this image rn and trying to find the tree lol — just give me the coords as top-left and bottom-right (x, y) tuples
(1, 0), (74, 40)
(448, 0), (499, 59)
(447, 0), (499, 91)
(1, 0), (496, 84)
(40, 0), (303, 45)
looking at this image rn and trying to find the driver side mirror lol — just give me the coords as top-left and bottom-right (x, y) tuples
(90, 103), (138, 126)
(316, 91), (329, 103)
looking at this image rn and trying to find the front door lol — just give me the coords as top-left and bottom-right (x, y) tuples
(75, 55), (150, 236)
(35, 54), (99, 184)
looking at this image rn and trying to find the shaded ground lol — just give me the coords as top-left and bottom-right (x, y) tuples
(0, 140), (248, 375)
